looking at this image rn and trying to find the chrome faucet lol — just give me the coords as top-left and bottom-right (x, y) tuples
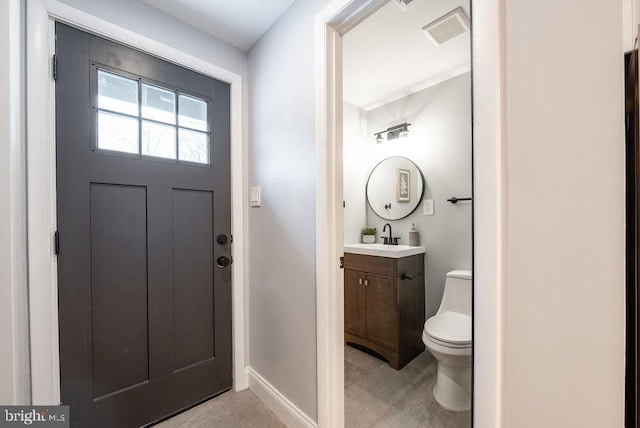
(382, 223), (400, 245)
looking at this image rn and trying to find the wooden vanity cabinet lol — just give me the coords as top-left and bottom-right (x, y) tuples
(344, 252), (425, 370)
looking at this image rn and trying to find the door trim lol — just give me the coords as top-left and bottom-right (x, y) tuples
(314, 0), (505, 427)
(27, 0), (248, 405)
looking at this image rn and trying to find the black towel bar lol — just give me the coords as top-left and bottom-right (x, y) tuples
(447, 197), (472, 204)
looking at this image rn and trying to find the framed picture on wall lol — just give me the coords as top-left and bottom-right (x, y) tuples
(397, 168), (410, 202)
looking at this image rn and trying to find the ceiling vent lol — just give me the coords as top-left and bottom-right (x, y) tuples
(393, 0), (420, 12)
(422, 7), (470, 45)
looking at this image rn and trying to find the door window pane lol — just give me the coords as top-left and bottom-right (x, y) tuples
(179, 129), (209, 164)
(142, 84), (176, 124)
(98, 70), (138, 116)
(142, 121), (177, 159)
(98, 111), (139, 154)
(95, 69), (212, 165)
(179, 95), (207, 131)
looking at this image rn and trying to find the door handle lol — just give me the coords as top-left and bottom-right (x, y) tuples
(364, 279), (368, 287)
(216, 256), (231, 268)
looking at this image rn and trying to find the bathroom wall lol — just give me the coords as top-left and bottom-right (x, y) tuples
(343, 102), (369, 245)
(344, 73), (472, 318)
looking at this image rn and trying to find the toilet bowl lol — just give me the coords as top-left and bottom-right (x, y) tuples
(423, 270), (472, 412)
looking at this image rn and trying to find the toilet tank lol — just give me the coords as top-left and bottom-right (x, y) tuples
(437, 270), (472, 316)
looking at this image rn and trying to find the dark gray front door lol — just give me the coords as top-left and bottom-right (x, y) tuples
(55, 23), (232, 427)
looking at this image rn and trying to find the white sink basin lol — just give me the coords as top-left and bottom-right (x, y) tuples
(344, 243), (425, 259)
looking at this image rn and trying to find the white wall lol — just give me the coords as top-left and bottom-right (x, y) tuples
(247, 0), (335, 420)
(0, 0), (30, 406)
(343, 102), (368, 244)
(362, 73), (472, 318)
(57, 0), (247, 75)
(503, 0), (625, 426)
(254, 0), (626, 425)
(624, 0), (635, 51)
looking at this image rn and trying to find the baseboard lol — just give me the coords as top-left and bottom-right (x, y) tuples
(247, 368), (317, 428)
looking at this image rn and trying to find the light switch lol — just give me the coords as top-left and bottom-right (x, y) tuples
(423, 199), (434, 215)
(250, 186), (261, 207)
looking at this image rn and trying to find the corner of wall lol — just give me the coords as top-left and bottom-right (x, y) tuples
(247, 368), (317, 428)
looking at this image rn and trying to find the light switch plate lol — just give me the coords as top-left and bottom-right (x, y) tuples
(423, 199), (434, 215)
(250, 186), (261, 207)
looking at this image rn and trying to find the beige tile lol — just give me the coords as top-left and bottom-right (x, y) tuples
(377, 377), (471, 428)
(345, 364), (420, 415)
(345, 359), (368, 387)
(345, 347), (470, 428)
(345, 346), (386, 374)
(407, 350), (435, 372)
(345, 393), (384, 428)
(154, 389), (284, 428)
(345, 344), (357, 356)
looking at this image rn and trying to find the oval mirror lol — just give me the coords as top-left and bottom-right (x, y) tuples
(366, 156), (425, 221)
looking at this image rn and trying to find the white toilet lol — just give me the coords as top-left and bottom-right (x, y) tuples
(422, 269), (472, 412)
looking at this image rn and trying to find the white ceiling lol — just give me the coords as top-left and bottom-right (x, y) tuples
(343, 0), (471, 110)
(141, 0), (297, 52)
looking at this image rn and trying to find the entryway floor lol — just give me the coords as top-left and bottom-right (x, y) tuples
(154, 389), (285, 428)
(345, 345), (471, 428)
(155, 346), (470, 428)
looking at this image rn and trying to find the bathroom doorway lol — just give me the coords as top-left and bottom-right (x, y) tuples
(340, 0), (473, 426)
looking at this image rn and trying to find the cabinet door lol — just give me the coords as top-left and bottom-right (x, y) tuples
(365, 274), (399, 351)
(344, 269), (366, 338)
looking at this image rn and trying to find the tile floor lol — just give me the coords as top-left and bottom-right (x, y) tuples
(154, 389), (284, 428)
(155, 346), (470, 428)
(345, 344), (471, 428)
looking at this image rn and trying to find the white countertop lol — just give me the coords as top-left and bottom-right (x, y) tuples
(344, 243), (426, 259)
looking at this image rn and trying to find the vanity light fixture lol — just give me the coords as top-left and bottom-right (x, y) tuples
(373, 123), (411, 142)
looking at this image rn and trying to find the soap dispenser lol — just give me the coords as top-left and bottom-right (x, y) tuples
(409, 223), (419, 246)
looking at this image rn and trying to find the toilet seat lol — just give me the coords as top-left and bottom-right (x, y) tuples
(424, 311), (471, 348)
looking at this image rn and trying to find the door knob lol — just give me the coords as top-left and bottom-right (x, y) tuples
(216, 234), (229, 245)
(216, 256), (231, 268)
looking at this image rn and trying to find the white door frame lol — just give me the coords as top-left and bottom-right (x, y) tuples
(314, 0), (505, 427)
(27, 0), (248, 405)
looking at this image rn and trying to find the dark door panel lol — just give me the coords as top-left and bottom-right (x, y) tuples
(172, 189), (215, 370)
(56, 22), (232, 427)
(90, 183), (149, 400)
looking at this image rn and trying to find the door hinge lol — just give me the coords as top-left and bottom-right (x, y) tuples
(230, 234), (233, 244)
(339, 256), (344, 269)
(54, 231), (60, 256)
(52, 55), (58, 81)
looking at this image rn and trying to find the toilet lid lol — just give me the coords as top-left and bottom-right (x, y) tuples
(425, 311), (471, 346)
